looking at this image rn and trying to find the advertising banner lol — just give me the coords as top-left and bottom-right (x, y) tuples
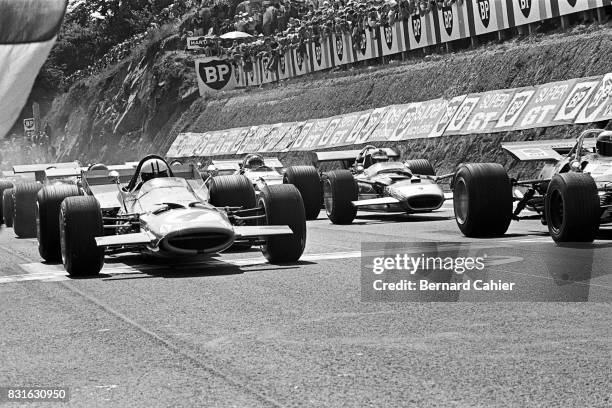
(186, 36), (210, 50)
(235, 126), (260, 154)
(289, 120), (316, 151)
(407, 12), (436, 50)
(331, 32), (354, 67)
(192, 132), (212, 156)
(231, 127), (252, 153)
(217, 127), (246, 154)
(358, 107), (388, 143)
(554, 0), (603, 17)
(355, 28), (379, 62)
(311, 39), (332, 72)
(553, 77), (601, 122)
(449, 89), (515, 134)
(200, 132), (220, 156)
(575, 74), (612, 124)
(391, 99), (448, 139)
(277, 51), (293, 81)
(468, 0), (509, 35)
(433, 2), (471, 44)
(379, 21), (405, 56)
(208, 131), (229, 155)
(507, 0), (546, 27)
(195, 58), (238, 96)
(316, 115), (342, 148)
(302, 118), (332, 149)
(343, 110), (373, 145)
(166, 133), (189, 157)
(328, 112), (362, 147)
(493, 87), (536, 130)
(370, 105), (410, 142)
(292, 48), (311, 77)
(513, 78), (576, 129)
(278, 122), (306, 151)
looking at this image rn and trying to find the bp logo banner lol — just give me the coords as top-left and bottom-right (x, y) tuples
(195, 58), (237, 95)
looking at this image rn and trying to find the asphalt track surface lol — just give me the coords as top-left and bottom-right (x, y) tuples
(1, 201), (610, 407)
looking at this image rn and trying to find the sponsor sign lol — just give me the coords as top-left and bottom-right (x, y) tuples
(289, 121), (316, 151)
(317, 116), (342, 148)
(450, 89), (515, 134)
(470, 0), (508, 35)
(191, 132), (212, 156)
(278, 122), (305, 151)
(494, 88), (535, 130)
(332, 32), (353, 67)
(370, 105), (410, 142)
(429, 95), (468, 137)
(356, 29), (379, 61)
(186, 36), (211, 50)
(445, 96), (481, 133)
(408, 12), (435, 49)
(513, 79), (575, 129)
(328, 112), (362, 147)
(235, 126), (259, 154)
(379, 21), (404, 56)
(358, 107), (387, 143)
(292, 48), (311, 77)
(436, 3), (470, 43)
(311, 40), (331, 72)
(509, 0), (543, 27)
(277, 50), (293, 80)
(217, 128), (247, 154)
(302, 118), (332, 149)
(195, 58), (237, 95)
(575, 74), (612, 124)
(344, 111), (373, 145)
(392, 99), (448, 139)
(554, 78), (600, 122)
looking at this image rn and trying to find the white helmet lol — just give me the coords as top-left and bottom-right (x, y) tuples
(140, 158), (169, 182)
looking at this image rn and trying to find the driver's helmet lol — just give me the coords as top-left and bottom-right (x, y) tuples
(368, 149), (389, 166)
(243, 154), (265, 169)
(596, 131), (612, 157)
(140, 158), (169, 182)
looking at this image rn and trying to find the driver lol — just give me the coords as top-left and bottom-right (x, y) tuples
(364, 149), (389, 168)
(133, 158), (169, 190)
(596, 131), (612, 156)
(243, 154), (265, 170)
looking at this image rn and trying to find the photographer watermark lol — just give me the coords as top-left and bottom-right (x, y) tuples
(0, 387), (69, 403)
(361, 242), (610, 302)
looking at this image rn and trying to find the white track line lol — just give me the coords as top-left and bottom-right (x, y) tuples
(5, 251), (363, 284)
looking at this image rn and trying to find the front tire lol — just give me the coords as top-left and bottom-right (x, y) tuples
(60, 196), (104, 276)
(259, 184), (306, 263)
(37, 184), (81, 262)
(453, 163), (512, 237)
(3, 188), (15, 227)
(13, 182), (42, 238)
(405, 159), (435, 176)
(283, 166), (322, 220)
(545, 173), (600, 243)
(322, 170), (358, 225)
(0, 180), (13, 224)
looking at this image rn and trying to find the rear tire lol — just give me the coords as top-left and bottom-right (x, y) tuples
(323, 170), (358, 225)
(60, 196), (104, 276)
(283, 166), (322, 220)
(453, 163), (512, 237)
(209, 175), (256, 209)
(0, 180), (13, 224)
(259, 184), (306, 263)
(405, 159), (435, 176)
(209, 175), (257, 250)
(3, 188), (15, 227)
(545, 173), (600, 243)
(37, 184), (81, 262)
(13, 182), (42, 238)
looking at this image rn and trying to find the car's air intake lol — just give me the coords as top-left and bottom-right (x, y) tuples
(159, 229), (234, 255)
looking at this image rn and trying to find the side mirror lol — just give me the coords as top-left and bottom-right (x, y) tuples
(109, 170), (120, 183)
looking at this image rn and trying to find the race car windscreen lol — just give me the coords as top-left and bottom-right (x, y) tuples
(0, 0), (67, 139)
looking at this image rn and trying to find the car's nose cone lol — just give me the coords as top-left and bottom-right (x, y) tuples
(386, 181), (445, 212)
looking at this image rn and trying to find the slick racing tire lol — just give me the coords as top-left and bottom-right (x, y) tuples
(0, 180), (13, 224)
(209, 175), (257, 250)
(13, 182), (43, 238)
(37, 184), (81, 262)
(283, 165), (322, 220)
(405, 159), (435, 176)
(545, 173), (600, 243)
(453, 163), (512, 237)
(3, 188), (15, 227)
(60, 196), (104, 276)
(209, 175), (257, 209)
(259, 184), (306, 263)
(323, 170), (358, 225)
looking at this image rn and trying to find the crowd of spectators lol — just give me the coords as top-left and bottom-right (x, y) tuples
(179, 0), (463, 74)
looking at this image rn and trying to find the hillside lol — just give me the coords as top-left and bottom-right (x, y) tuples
(20, 22), (612, 176)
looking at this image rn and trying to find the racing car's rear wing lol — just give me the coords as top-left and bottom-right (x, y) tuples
(502, 139), (597, 162)
(44, 167), (83, 179)
(315, 149), (399, 163)
(211, 160), (241, 171)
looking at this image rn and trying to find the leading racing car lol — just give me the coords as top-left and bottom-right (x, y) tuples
(315, 146), (447, 224)
(35, 155), (307, 276)
(452, 129), (612, 242)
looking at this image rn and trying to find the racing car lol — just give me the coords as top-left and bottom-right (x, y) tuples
(35, 155), (307, 276)
(314, 146), (446, 224)
(206, 154), (322, 220)
(452, 129), (612, 242)
(0, 161), (80, 236)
